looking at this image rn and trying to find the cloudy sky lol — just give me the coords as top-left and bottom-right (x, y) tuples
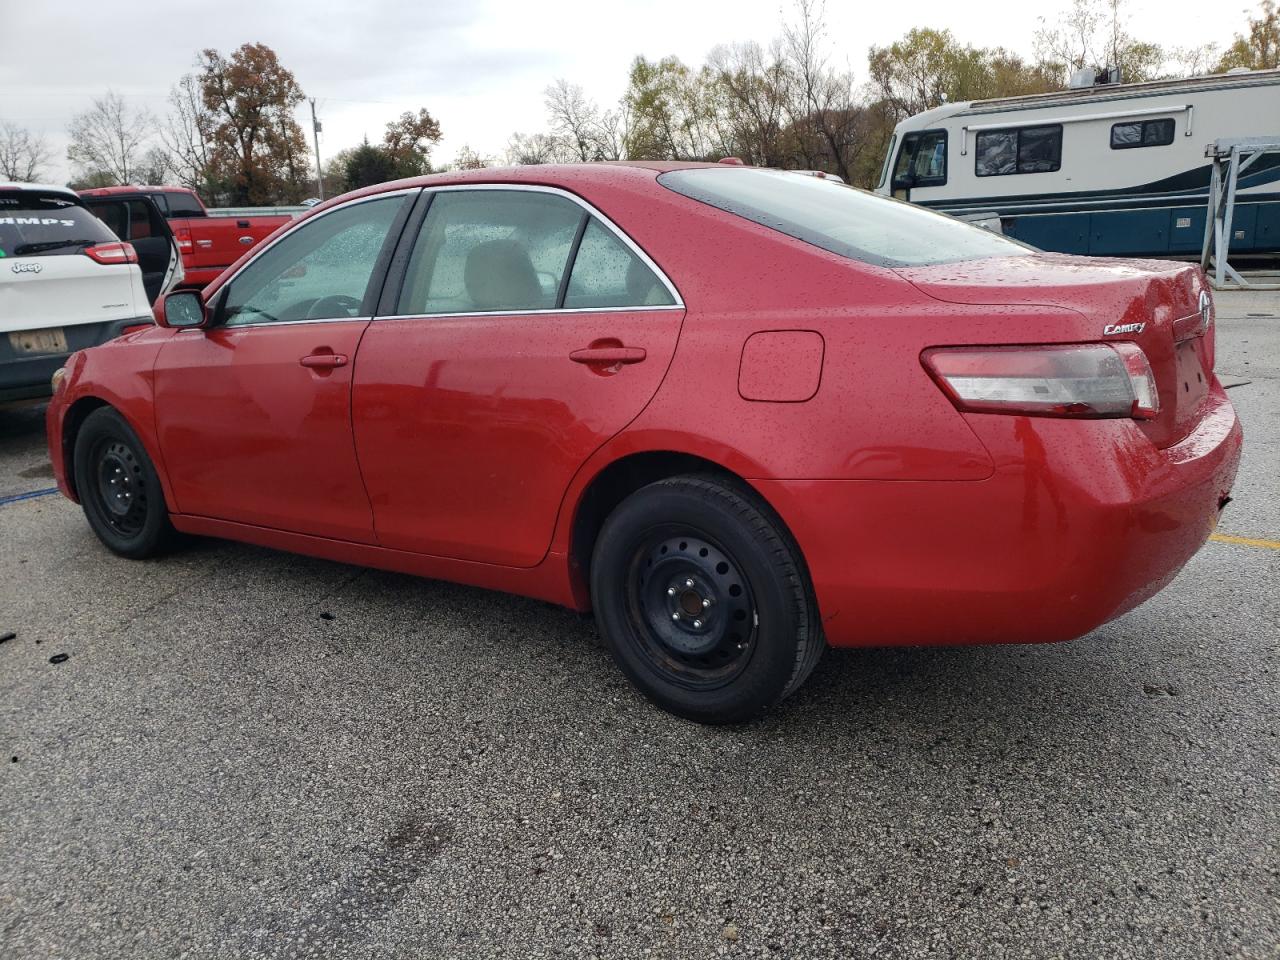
(0, 0), (1254, 185)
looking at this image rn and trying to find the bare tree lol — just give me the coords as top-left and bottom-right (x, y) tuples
(450, 145), (492, 170)
(709, 41), (792, 166)
(505, 131), (576, 165)
(67, 90), (157, 184)
(0, 121), (52, 182)
(160, 74), (216, 194)
(595, 104), (631, 161)
(545, 79), (606, 161)
(782, 0), (863, 182)
(1034, 0), (1166, 83)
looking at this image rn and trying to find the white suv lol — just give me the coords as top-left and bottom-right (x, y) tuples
(1, 182), (179, 402)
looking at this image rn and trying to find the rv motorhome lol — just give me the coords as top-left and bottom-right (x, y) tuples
(874, 69), (1280, 258)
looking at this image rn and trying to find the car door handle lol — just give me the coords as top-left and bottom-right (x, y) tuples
(569, 346), (647, 365)
(299, 353), (348, 369)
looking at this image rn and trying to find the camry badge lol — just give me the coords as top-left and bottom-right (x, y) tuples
(11, 261), (42, 274)
(1198, 290), (1211, 328)
(1103, 322), (1144, 335)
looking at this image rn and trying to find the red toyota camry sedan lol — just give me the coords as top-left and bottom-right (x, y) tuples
(46, 162), (1242, 723)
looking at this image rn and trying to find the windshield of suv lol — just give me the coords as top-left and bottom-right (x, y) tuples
(658, 167), (1029, 268)
(0, 191), (118, 258)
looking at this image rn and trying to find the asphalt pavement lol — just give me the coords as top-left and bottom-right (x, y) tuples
(1, 291), (1277, 959)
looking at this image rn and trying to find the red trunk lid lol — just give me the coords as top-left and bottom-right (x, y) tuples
(897, 254), (1214, 449)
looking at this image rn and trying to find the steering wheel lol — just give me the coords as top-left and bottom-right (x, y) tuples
(307, 294), (362, 320)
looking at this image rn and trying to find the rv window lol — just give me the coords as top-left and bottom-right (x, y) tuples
(891, 130), (947, 189)
(975, 125), (1062, 177)
(878, 135), (897, 188)
(1110, 118), (1175, 149)
(911, 131), (947, 183)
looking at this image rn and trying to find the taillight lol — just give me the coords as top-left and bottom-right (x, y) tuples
(83, 241), (138, 265)
(923, 343), (1160, 420)
(175, 226), (193, 253)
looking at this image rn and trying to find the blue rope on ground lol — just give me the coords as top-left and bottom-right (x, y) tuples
(0, 487), (59, 507)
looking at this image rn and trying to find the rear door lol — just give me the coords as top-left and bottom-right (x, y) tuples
(352, 186), (685, 567)
(153, 191), (414, 541)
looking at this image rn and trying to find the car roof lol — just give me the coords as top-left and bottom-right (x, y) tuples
(0, 181), (79, 197)
(306, 160), (725, 214)
(78, 184), (195, 196)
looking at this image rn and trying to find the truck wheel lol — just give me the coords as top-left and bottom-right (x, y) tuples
(73, 407), (176, 559)
(590, 475), (823, 724)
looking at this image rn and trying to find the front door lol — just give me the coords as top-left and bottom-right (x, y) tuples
(153, 192), (413, 542)
(353, 187), (685, 567)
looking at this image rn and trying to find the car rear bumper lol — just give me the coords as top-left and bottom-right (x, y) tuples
(0, 318), (147, 402)
(753, 382), (1243, 648)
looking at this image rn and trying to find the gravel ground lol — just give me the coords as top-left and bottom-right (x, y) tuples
(1, 291), (1277, 959)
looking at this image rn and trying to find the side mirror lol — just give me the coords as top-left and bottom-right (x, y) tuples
(157, 289), (208, 329)
(892, 172), (916, 191)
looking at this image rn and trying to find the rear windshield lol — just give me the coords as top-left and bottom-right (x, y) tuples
(0, 191), (118, 258)
(658, 167), (1029, 268)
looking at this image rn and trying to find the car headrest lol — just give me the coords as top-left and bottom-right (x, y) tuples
(464, 239), (541, 311)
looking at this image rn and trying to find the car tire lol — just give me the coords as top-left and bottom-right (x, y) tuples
(73, 407), (176, 559)
(590, 474), (823, 724)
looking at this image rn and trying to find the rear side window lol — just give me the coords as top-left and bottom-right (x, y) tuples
(397, 190), (583, 315)
(1111, 118), (1175, 149)
(85, 199), (168, 243)
(0, 191), (117, 257)
(975, 125), (1063, 176)
(125, 200), (165, 241)
(563, 219), (675, 309)
(659, 167), (1028, 269)
(165, 191), (206, 218)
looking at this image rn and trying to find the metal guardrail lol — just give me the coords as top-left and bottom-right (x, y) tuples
(206, 206), (308, 218)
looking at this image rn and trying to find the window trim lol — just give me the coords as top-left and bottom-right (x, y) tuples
(208, 188), (419, 330)
(974, 124), (1063, 178)
(378, 183), (684, 320)
(1109, 117), (1175, 150)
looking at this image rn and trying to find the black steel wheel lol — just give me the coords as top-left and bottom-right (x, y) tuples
(592, 474), (823, 724)
(91, 438), (149, 538)
(73, 407), (177, 559)
(627, 530), (758, 690)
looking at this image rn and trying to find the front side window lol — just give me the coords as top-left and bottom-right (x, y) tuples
(221, 194), (405, 326)
(1111, 118), (1175, 149)
(976, 125), (1062, 177)
(659, 167), (1029, 269)
(563, 219), (675, 309)
(892, 130), (947, 187)
(397, 190), (584, 315)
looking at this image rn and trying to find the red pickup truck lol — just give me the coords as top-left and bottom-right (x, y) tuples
(79, 186), (295, 289)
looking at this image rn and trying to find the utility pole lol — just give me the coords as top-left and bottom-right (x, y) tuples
(310, 98), (324, 201)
